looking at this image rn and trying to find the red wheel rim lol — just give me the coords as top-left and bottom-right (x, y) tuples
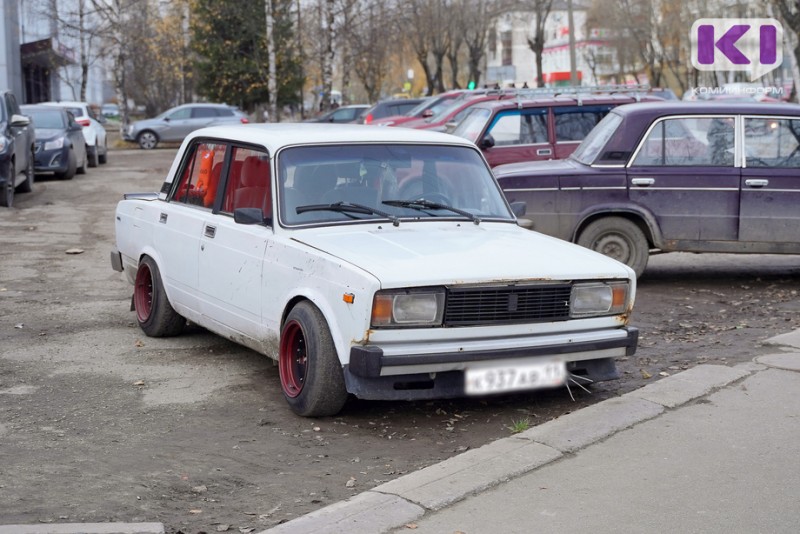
(280, 320), (307, 398)
(134, 263), (153, 323)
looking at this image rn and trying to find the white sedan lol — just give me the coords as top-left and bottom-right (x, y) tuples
(111, 124), (638, 416)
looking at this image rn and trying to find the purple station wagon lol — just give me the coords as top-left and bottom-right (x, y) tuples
(493, 101), (800, 277)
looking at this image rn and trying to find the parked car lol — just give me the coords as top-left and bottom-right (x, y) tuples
(41, 101), (108, 167)
(452, 89), (662, 167)
(0, 89), (35, 208)
(401, 92), (513, 132)
(369, 91), (473, 127)
(124, 103), (250, 149)
(22, 105), (89, 181)
(361, 98), (426, 124)
(101, 103), (120, 118)
(305, 104), (369, 124)
(493, 101), (800, 277)
(110, 123), (638, 416)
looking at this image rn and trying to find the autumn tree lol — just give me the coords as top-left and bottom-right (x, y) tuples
(525, 0), (553, 87)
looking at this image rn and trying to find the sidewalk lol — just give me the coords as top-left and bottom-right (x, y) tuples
(261, 330), (800, 534)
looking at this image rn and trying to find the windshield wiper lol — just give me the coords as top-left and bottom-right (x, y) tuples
(382, 199), (481, 225)
(296, 202), (400, 226)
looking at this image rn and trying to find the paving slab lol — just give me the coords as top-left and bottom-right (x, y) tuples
(628, 363), (753, 408)
(0, 524), (164, 534)
(755, 352), (800, 371)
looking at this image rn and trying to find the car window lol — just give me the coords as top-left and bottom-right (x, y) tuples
(172, 141), (227, 208)
(25, 108), (67, 128)
(221, 146), (272, 219)
(571, 112), (623, 165)
(167, 108), (192, 120)
(65, 107), (83, 118)
(394, 102), (419, 115)
(192, 107), (218, 119)
(632, 117), (735, 167)
(278, 144), (512, 226)
(333, 108), (358, 121)
(554, 106), (613, 142)
(452, 108), (492, 142)
(216, 107), (235, 117)
(744, 117), (800, 168)
(487, 109), (548, 145)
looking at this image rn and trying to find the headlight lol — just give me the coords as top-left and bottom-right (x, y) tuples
(0, 136), (7, 152)
(371, 288), (445, 327)
(44, 137), (65, 150)
(570, 281), (629, 318)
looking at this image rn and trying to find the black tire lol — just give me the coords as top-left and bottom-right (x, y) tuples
(577, 216), (649, 278)
(279, 301), (348, 417)
(137, 131), (159, 150)
(98, 142), (108, 164)
(87, 145), (98, 168)
(57, 150), (77, 180)
(133, 255), (185, 337)
(17, 152), (34, 194)
(0, 175), (13, 208)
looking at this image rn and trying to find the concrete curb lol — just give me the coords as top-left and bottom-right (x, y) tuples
(257, 362), (761, 534)
(0, 524), (165, 534)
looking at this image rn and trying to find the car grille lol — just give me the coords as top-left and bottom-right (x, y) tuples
(444, 284), (572, 326)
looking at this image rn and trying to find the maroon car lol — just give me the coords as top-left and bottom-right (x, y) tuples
(452, 93), (663, 167)
(493, 101), (800, 277)
(402, 92), (514, 131)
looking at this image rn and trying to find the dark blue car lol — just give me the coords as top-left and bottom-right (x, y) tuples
(493, 101), (800, 277)
(22, 105), (88, 181)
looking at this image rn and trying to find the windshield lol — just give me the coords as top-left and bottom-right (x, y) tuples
(404, 97), (435, 117)
(571, 112), (623, 165)
(278, 144), (513, 226)
(452, 108), (492, 142)
(25, 109), (66, 129)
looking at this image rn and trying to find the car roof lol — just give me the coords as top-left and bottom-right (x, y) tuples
(22, 104), (66, 112)
(611, 100), (800, 118)
(185, 123), (476, 153)
(468, 93), (659, 113)
(42, 101), (89, 108)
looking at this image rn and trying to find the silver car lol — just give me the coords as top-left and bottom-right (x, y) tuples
(124, 103), (250, 149)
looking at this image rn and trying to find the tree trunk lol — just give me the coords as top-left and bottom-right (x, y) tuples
(321, 0), (335, 112)
(265, 0), (278, 122)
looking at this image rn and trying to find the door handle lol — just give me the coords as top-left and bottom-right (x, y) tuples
(204, 225), (216, 238)
(631, 177), (655, 187)
(745, 179), (769, 188)
(536, 148), (552, 156)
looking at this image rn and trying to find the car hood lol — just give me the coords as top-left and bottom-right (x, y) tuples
(35, 128), (65, 140)
(493, 158), (582, 178)
(290, 222), (632, 287)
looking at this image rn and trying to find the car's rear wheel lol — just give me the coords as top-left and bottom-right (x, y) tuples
(87, 146), (98, 168)
(279, 301), (348, 417)
(0, 172), (13, 208)
(577, 216), (649, 278)
(134, 255), (185, 337)
(137, 131), (159, 150)
(98, 142), (108, 164)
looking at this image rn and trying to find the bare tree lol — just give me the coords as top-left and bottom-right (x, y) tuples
(321, 0), (336, 111)
(265, 0), (278, 121)
(351, 1), (393, 102)
(525, 0), (553, 87)
(462, 0), (497, 87)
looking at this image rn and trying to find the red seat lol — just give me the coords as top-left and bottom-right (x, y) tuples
(233, 156), (271, 218)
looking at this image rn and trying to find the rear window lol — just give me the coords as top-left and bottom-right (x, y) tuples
(571, 112), (623, 165)
(192, 107), (219, 118)
(216, 108), (235, 117)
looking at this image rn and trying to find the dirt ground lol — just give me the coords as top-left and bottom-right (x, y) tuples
(1, 147), (799, 533)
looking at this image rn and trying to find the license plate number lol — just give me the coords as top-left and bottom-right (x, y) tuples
(465, 361), (566, 395)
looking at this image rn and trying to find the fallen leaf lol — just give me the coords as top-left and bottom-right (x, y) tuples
(641, 370), (652, 379)
(659, 371), (670, 377)
(345, 477), (356, 488)
(404, 524), (418, 529)
(216, 526), (230, 532)
(65, 248), (84, 255)
(189, 509), (202, 514)
(134, 340), (145, 347)
(133, 380), (145, 386)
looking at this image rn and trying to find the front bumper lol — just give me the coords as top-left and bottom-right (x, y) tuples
(33, 146), (70, 173)
(344, 326), (637, 400)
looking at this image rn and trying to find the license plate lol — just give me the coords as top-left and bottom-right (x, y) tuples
(465, 360), (566, 395)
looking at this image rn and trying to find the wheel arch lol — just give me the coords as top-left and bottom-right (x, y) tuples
(280, 293), (349, 367)
(572, 206), (662, 249)
(136, 248), (177, 308)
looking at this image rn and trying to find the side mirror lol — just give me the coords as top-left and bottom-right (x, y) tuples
(480, 133), (495, 149)
(509, 201), (527, 217)
(10, 114), (31, 128)
(422, 109), (434, 118)
(163, 117), (170, 122)
(234, 207), (268, 225)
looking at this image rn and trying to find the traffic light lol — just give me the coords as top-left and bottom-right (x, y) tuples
(467, 81), (476, 90)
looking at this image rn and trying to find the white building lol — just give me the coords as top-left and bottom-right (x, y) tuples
(485, 1), (626, 87)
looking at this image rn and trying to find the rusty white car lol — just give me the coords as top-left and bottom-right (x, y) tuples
(110, 124), (638, 417)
